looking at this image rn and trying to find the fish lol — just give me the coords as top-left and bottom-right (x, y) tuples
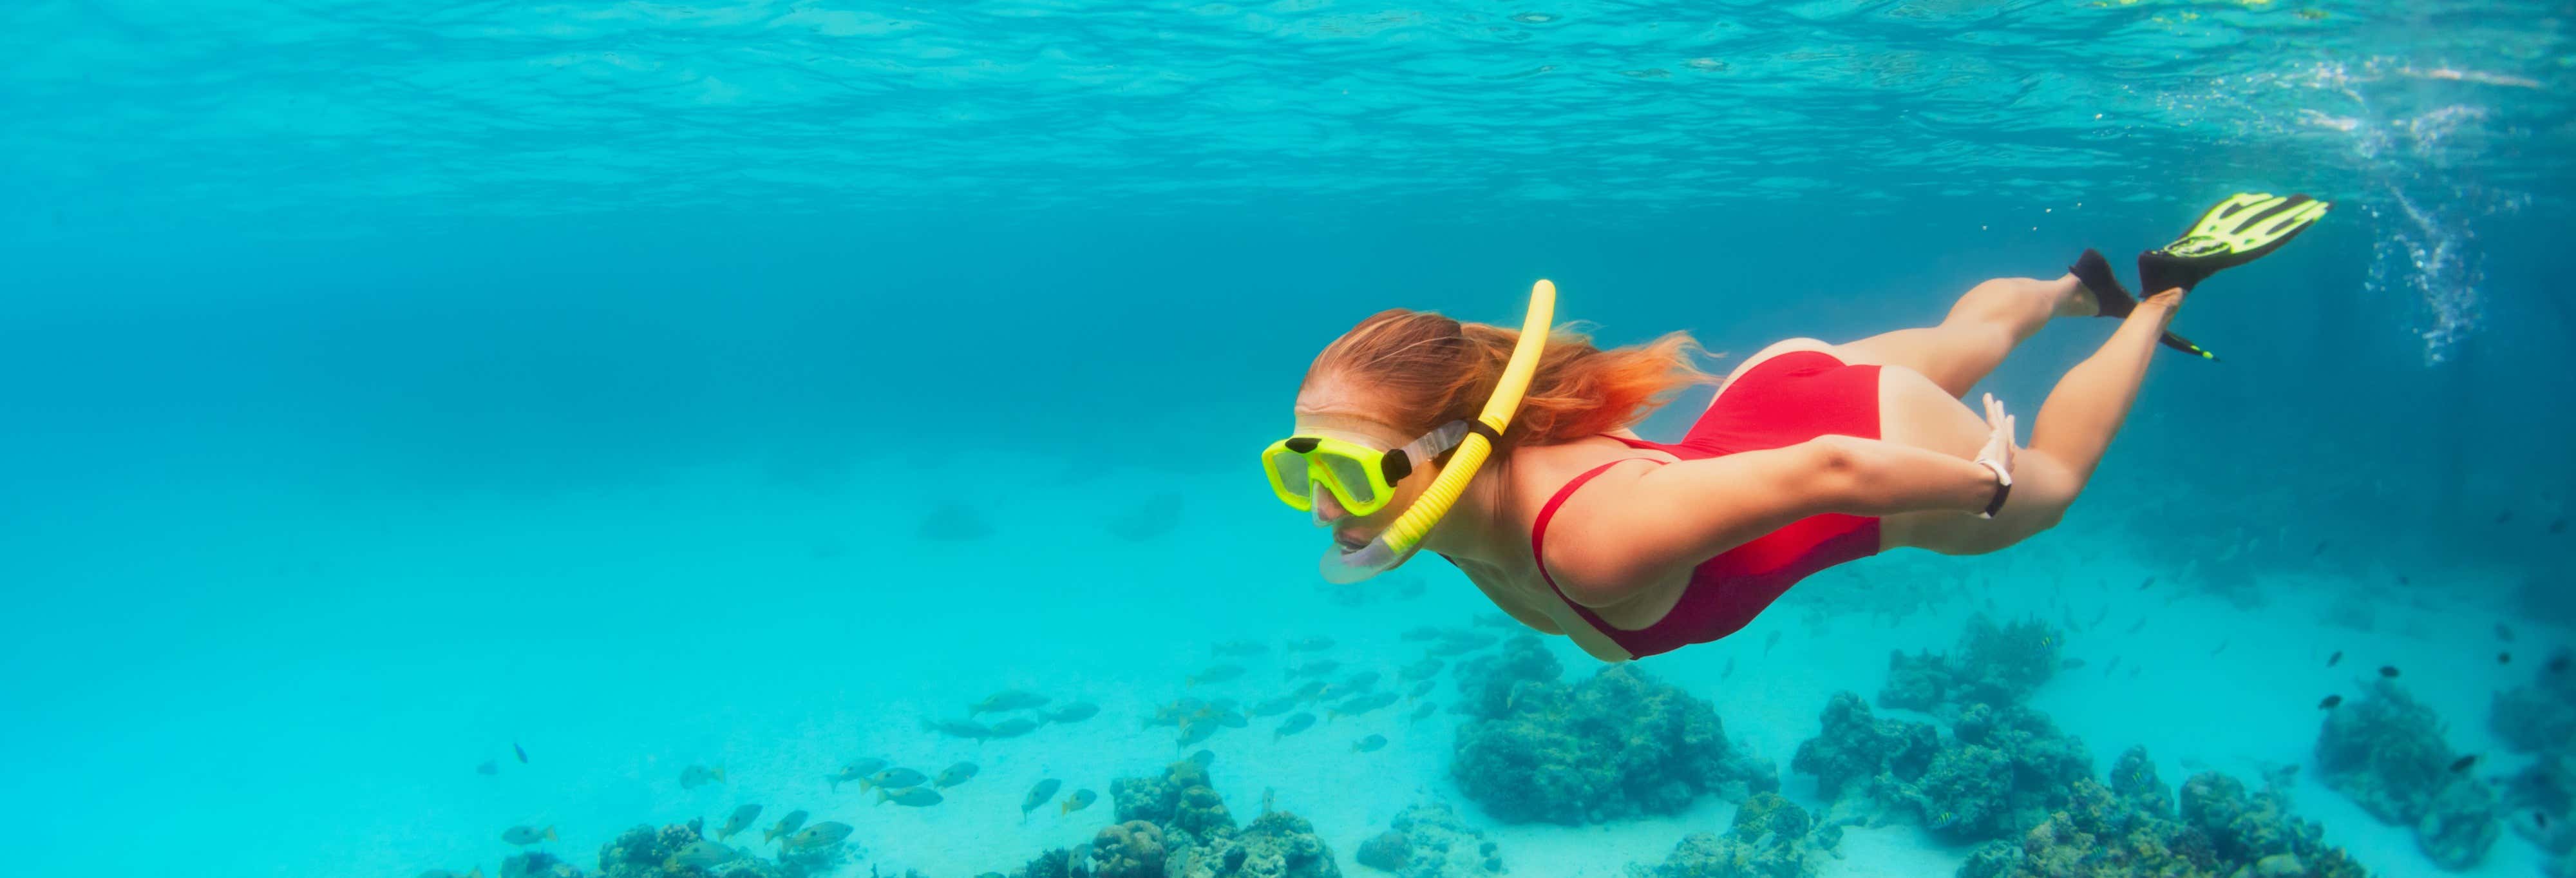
(513, 741), (528, 764)
(880, 786), (945, 806)
(1409, 701), (1437, 722)
(1288, 636), (1335, 652)
(763, 809), (809, 844)
(1061, 788), (1097, 814)
(666, 841), (739, 870)
(1275, 712), (1317, 738)
(866, 767), (928, 791)
(717, 803), (762, 839)
(2496, 510), (2513, 524)
(1188, 664), (1246, 686)
(936, 761), (980, 787)
(477, 759), (499, 776)
(1249, 696), (1301, 717)
(1331, 691), (1399, 718)
(2103, 656), (2122, 676)
(1177, 719), (1218, 747)
(923, 718), (994, 740)
(2327, 651), (2342, 667)
(2500, 652), (2512, 665)
(1148, 698), (1206, 727)
(1428, 635), (1495, 656)
(1406, 680), (1434, 699)
(2060, 658), (2087, 671)
(826, 758), (889, 791)
(2379, 666), (2400, 678)
(1047, 702), (1101, 723)
(2496, 623), (2516, 642)
(2550, 517), (2567, 535)
(680, 765), (725, 790)
(1023, 779), (1063, 819)
(2208, 640), (2230, 657)
(2450, 754), (2477, 773)
(2552, 654), (2572, 674)
(2125, 616), (2148, 634)
(972, 690), (1050, 714)
(1763, 630), (1782, 654)
(501, 825), (556, 846)
(2318, 695), (2343, 710)
(1288, 680), (1328, 701)
(1722, 657), (1736, 678)
(1399, 658), (1444, 682)
(2088, 606), (2110, 629)
(1188, 749), (1216, 767)
(2312, 540), (2329, 556)
(2139, 577), (2155, 590)
(782, 821), (853, 852)
(1340, 670), (1383, 692)
(1211, 640), (1269, 657)
(1473, 613), (1518, 629)
(1290, 659), (1342, 678)
(988, 717), (1043, 738)
(1352, 734), (1388, 753)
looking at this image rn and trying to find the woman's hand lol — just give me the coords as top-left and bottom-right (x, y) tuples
(1976, 392), (2018, 477)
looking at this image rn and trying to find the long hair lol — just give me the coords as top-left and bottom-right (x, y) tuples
(1303, 308), (1716, 448)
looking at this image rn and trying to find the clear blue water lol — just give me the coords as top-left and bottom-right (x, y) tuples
(3, 2), (2571, 877)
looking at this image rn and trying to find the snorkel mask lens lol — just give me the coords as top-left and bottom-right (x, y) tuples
(1261, 435), (1405, 516)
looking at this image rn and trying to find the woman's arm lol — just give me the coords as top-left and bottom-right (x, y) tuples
(1541, 435), (1998, 607)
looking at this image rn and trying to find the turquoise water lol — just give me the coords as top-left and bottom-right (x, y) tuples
(5, 2), (2573, 877)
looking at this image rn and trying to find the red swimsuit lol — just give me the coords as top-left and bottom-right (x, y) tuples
(1530, 350), (1884, 658)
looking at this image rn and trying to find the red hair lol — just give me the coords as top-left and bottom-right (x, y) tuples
(1303, 309), (1716, 448)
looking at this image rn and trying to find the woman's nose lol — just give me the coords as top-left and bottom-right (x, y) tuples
(1311, 484), (1347, 524)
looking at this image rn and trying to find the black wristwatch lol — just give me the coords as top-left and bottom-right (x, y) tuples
(1974, 459), (2012, 519)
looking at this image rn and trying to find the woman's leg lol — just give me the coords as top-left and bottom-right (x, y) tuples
(1880, 289), (2179, 555)
(1835, 274), (2098, 397)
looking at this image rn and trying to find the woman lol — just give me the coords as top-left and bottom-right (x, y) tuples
(1262, 194), (2329, 662)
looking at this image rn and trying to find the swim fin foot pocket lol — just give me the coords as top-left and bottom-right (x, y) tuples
(2136, 192), (2331, 294)
(2070, 247), (2220, 361)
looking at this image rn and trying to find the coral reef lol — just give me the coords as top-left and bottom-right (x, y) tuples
(1792, 692), (2088, 843)
(1092, 821), (1167, 878)
(502, 852), (585, 878)
(2314, 678), (2498, 870)
(1622, 792), (1842, 878)
(1876, 615), (2063, 719)
(1955, 765), (2371, 878)
(1450, 634), (1562, 721)
(1077, 759), (1339, 878)
(1452, 663), (1777, 825)
(1352, 801), (1505, 877)
(2490, 647), (2576, 755)
(2504, 752), (2576, 856)
(1788, 691), (1937, 801)
(1112, 759), (1236, 844)
(591, 819), (849, 878)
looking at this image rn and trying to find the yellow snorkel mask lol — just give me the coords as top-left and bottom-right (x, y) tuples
(1263, 279), (1557, 584)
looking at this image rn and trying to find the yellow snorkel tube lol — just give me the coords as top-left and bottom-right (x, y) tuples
(1321, 279), (1557, 584)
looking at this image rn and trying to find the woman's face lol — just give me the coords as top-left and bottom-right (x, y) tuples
(1293, 375), (1439, 549)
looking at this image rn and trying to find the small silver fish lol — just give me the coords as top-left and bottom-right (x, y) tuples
(1352, 734), (1388, 752)
(1023, 778), (1063, 819)
(782, 821), (853, 852)
(476, 759), (498, 776)
(988, 716), (1043, 738)
(500, 825), (556, 846)
(1047, 702), (1100, 723)
(935, 761), (979, 788)
(826, 758), (889, 792)
(1061, 788), (1097, 814)
(665, 841), (738, 870)
(762, 809), (808, 845)
(716, 803), (761, 839)
(971, 689), (1050, 714)
(879, 785), (945, 806)
(679, 765), (725, 790)
(1188, 664), (1246, 685)
(866, 767), (927, 790)
(1275, 712), (1316, 738)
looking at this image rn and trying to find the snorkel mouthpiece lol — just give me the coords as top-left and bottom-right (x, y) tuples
(1320, 279), (1557, 584)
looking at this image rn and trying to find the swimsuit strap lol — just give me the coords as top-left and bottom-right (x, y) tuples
(1530, 457), (1666, 587)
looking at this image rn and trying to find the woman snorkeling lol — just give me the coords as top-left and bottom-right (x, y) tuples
(1263, 194), (2329, 662)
